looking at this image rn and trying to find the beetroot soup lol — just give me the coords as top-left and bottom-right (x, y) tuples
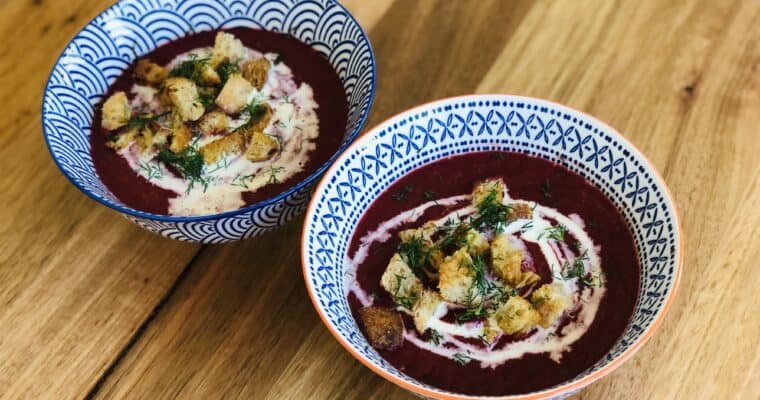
(92, 28), (347, 216)
(348, 151), (639, 396)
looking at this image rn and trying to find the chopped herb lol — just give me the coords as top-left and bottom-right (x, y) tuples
(157, 147), (204, 182)
(436, 224), (469, 251)
(138, 161), (162, 181)
(453, 352), (473, 365)
(125, 112), (168, 129)
(588, 218), (598, 228)
(273, 53), (283, 64)
(561, 250), (603, 288)
(478, 333), (491, 345)
(532, 295), (547, 306)
(232, 101), (268, 132)
(106, 132), (119, 143)
(198, 92), (215, 109)
(169, 54), (211, 85)
(490, 152), (506, 161)
(541, 179), (552, 198)
(397, 234), (429, 279)
(231, 173), (256, 189)
(267, 166), (285, 184)
(370, 291), (380, 302)
(456, 303), (488, 323)
(543, 224), (567, 242)
(392, 184), (414, 202)
(427, 329), (443, 345)
(519, 221), (534, 233)
(423, 190), (437, 201)
(216, 60), (239, 85)
(470, 190), (512, 233)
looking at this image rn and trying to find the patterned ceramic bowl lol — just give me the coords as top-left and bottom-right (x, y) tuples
(302, 95), (683, 399)
(42, 0), (375, 243)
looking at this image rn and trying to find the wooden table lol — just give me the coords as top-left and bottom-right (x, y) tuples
(1, 0), (758, 399)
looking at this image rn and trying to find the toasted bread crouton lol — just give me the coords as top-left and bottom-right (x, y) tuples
(464, 228), (489, 254)
(164, 77), (204, 121)
(438, 248), (476, 305)
(152, 126), (170, 148)
(168, 112), (192, 153)
(200, 132), (245, 164)
(245, 131), (279, 162)
(215, 74), (254, 114)
(135, 123), (160, 153)
(200, 63), (221, 86)
(210, 32), (245, 68)
(412, 289), (444, 333)
(101, 92), (131, 131)
(358, 306), (404, 351)
(482, 316), (502, 344)
(491, 234), (540, 288)
(249, 102), (273, 132)
(380, 253), (423, 307)
(105, 126), (138, 150)
(241, 57), (270, 90)
(507, 202), (533, 221)
(134, 59), (168, 86)
(472, 178), (505, 206)
(531, 283), (572, 328)
(493, 296), (540, 335)
(197, 110), (228, 136)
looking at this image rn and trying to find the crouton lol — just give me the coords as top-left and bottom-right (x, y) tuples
(215, 74), (254, 114)
(200, 132), (245, 164)
(164, 77), (204, 121)
(210, 32), (245, 68)
(493, 296), (540, 335)
(197, 110), (229, 136)
(472, 178), (505, 206)
(105, 126), (138, 150)
(245, 131), (279, 162)
(135, 122), (160, 153)
(482, 316), (502, 344)
(380, 253), (423, 308)
(152, 126), (170, 148)
(168, 112), (192, 153)
(464, 228), (489, 254)
(241, 57), (271, 90)
(507, 202), (533, 221)
(437, 248), (476, 305)
(133, 59), (168, 86)
(531, 283), (572, 328)
(491, 234), (540, 288)
(200, 63), (221, 86)
(412, 289), (443, 333)
(358, 306), (404, 351)
(101, 91), (131, 131)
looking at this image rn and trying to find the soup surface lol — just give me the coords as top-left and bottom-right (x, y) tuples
(347, 151), (639, 396)
(91, 28), (348, 216)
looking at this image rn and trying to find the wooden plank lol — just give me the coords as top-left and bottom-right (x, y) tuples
(91, 1), (536, 399)
(0, 1), (202, 399)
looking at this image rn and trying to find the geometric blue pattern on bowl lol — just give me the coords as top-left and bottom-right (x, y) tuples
(41, 0), (375, 243)
(303, 95), (682, 399)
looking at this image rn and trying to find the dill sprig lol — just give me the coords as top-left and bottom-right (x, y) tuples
(543, 224), (567, 242)
(231, 173), (256, 189)
(470, 190), (512, 233)
(392, 274), (417, 309)
(216, 60), (239, 85)
(170, 54), (210, 85)
(267, 166), (285, 184)
(157, 147), (204, 181)
(397, 234), (430, 280)
(232, 101), (268, 133)
(427, 329), (443, 345)
(138, 161), (162, 181)
(125, 112), (168, 129)
(453, 352), (473, 365)
(392, 184), (414, 202)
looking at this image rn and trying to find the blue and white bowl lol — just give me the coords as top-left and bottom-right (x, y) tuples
(302, 95), (683, 399)
(42, 0), (375, 243)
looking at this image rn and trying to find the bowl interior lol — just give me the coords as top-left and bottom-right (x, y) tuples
(42, 0), (375, 221)
(303, 95), (681, 399)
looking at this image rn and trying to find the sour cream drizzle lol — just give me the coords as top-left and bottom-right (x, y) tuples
(119, 47), (319, 216)
(346, 187), (606, 368)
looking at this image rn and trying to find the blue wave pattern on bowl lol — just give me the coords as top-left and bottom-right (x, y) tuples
(304, 95), (680, 398)
(42, 0), (375, 243)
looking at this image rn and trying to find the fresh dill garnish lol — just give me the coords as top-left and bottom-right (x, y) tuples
(392, 184), (414, 202)
(470, 190), (512, 233)
(169, 54), (210, 85)
(157, 147), (204, 181)
(392, 274), (417, 309)
(532, 295), (547, 306)
(543, 224), (567, 241)
(453, 352), (473, 365)
(273, 53), (283, 64)
(519, 221), (534, 233)
(436, 224), (469, 251)
(561, 250), (604, 288)
(541, 179), (552, 198)
(427, 329), (443, 345)
(232, 101), (268, 132)
(456, 303), (489, 323)
(138, 161), (162, 181)
(125, 112), (168, 129)
(423, 190), (437, 200)
(231, 173), (256, 189)
(198, 92), (215, 109)
(397, 235), (429, 279)
(490, 152), (506, 161)
(267, 166), (285, 184)
(216, 60), (239, 85)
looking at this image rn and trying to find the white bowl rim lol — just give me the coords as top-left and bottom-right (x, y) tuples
(301, 93), (684, 400)
(40, 0), (376, 223)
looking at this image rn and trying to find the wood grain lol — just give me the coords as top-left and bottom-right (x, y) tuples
(0, 0), (757, 399)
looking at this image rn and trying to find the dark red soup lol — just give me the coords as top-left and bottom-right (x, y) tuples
(91, 28), (348, 215)
(347, 151), (640, 396)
